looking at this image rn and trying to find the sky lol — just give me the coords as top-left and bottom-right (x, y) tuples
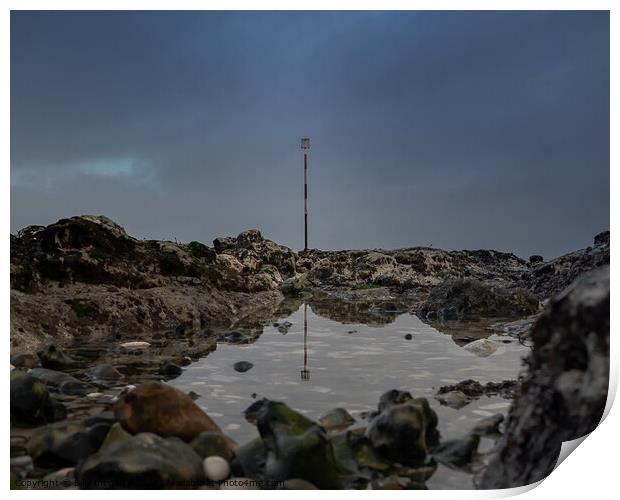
(10, 11), (609, 258)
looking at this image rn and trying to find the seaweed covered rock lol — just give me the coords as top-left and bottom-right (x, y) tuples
(256, 401), (343, 489)
(10, 371), (66, 424)
(479, 265), (609, 488)
(366, 396), (439, 467)
(76, 433), (205, 489)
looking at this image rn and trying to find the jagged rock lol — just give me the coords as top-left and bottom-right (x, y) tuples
(377, 389), (414, 412)
(529, 255), (544, 264)
(366, 397), (439, 467)
(256, 400), (343, 489)
(479, 265), (609, 488)
(27, 419), (111, 467)
(76, 433), (205, 489)
(436, 379), (518, 403)
(10, 370), (66, 424)
(114, 381), (235, 447)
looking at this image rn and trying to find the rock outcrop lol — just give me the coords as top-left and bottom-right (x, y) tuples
(478, 265), (609, 488)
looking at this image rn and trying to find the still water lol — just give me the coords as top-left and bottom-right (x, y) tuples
(172, 302), (528, 488)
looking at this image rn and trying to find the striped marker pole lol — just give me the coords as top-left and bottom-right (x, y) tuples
(301, 138), (310, 251)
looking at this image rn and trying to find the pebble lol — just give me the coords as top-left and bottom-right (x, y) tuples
(404, 333), (413, 340)
(119, 341), (150, 351)
(203, 455), (230, 481)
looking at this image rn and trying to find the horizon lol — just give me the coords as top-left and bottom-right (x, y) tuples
(10, 11), (610, 259)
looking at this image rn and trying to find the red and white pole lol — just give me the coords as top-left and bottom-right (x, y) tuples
(301, 137), (310, 251)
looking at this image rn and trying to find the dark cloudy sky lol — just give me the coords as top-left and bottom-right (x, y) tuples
(10, 11), (609, 258)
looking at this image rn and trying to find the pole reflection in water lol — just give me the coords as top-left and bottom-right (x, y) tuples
(301, 303), (310, 381)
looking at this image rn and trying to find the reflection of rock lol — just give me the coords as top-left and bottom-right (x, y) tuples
(436, 380), (518, 406)
(479, 266), (609, 488)
(308, 294), (400, 327)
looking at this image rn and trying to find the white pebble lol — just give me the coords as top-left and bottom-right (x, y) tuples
(203, 455), (230, 481)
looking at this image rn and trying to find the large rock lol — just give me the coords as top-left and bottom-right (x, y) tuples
(366, 396), (439, 467)
(29, 368), (96, 396)
(114, 382), (235, 447)
(479, 265), (609, 488)
(10, 371), (66, 424)
(213, 229), (296, 278)
(76, 433), (205, 489)
(27, 419), (111, 467)
(256, 400), (344, 489)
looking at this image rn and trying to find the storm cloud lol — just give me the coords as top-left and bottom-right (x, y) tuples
(10, 11), (609, 258)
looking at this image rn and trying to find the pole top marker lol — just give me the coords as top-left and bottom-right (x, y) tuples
(301, 137), (310, 150)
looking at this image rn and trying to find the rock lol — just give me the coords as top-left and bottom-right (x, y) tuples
(436, 379), (518, 402)
(404, 333), (413, 340)
(114, 381), (235, 446)
(37, 345), (81, 370)
(10, 370), (66, 424)
(318, 408), (356, 432)
(76, 433), (205, 489)
(593, 230), (609, 246)
(231, 437), (266, 479)
(203, 456), (230, 481)
(366, 398), (439, 467)
(119, 341), (150, 351)
(418, 279), (539, 321)
(462, 338), (499, 357)
(100, 422), (132, 451)
(528, 255), (544, 264)
(433, 434), (480, 469)
(27, 419), (111, 467)
(191, 432), (234, 461)
(87, 364), (124, 382)
(40, 468), (76, 489)
(10, 455), (33, 478)
(256, 400), (343, 489)
(434, 390), (470, 409)
(282, 478), (319, 489)
(471, 414), (504, 436)
(30, 367), (96, 396)
(10, 353), (38, 369)
(158, 361), (183, 378)
(479, 266), (609, 488)
(188, 391), (201, 401)
(378, 389), (413, 412)
(233, 361), (254, 373)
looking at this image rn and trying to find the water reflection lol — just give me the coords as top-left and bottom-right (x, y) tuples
(301, 303), (310, 381)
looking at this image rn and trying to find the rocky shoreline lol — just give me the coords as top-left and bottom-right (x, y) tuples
(10, 215), (610, 489)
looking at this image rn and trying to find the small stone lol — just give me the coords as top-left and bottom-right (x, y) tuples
(404, 333), (413, 340)
(188, 391), (201, 400)
(203, 455), (230, 481)
(119, 341), (150, 351)
(463, 338), (499, 357)
(233, 361), (253, 373)
(435, 390), (470, 409)
(158, 361), (183, 378)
